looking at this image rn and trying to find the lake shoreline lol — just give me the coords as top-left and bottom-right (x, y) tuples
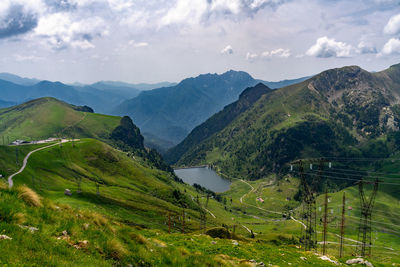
(174, 167), (232, 193)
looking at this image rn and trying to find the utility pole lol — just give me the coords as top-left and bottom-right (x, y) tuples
(357, 179), (379, 257)
(182, 208), (185, 234)
(15, 146), (18, 165)
(168, 212), (171, 234)
(77, 177), (82, 194)
(339, 192), (346, 258)
(96, 182), (100, 195)
(322, 190), (329, 255)
(196, 195), (206, 233)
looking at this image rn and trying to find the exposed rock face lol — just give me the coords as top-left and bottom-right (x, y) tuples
(110, 116), (144, 150)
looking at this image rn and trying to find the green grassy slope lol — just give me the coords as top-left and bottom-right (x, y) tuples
(0, 140), (350, 266)
(0, 97), (121, 142)
(3, 139), (193, 227)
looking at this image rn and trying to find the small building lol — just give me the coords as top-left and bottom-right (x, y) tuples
(256, 197), (264, 203)
(11, 140), (28, 145)
(348, 206), (353, 210)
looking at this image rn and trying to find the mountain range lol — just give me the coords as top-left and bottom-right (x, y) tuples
(113, 70), (310, 150)
(0, 73), (175, 113)
(0, 71), (311, 150)
(166, 63), (400, 181)
(0, 66), (400, 265)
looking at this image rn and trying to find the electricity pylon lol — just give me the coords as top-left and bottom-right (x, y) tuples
(356, 179), (379, 257)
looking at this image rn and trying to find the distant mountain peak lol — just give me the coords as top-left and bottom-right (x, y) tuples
(0, 72), (40, 86)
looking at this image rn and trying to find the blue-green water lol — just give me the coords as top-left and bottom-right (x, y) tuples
(174, 167), (231, 192)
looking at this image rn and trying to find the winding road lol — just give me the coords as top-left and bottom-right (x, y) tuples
(8, 140), (69, 188)
(239, 179), (254, 204)
(237, 178), (308, 229)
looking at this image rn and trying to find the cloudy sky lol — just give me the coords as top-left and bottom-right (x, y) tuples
(0, 0), (400, 84)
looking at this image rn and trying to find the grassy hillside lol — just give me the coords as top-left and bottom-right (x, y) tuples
(0, 139), (358, 266)
(0, 97), (121, 143)
(2, 139), (192, 225)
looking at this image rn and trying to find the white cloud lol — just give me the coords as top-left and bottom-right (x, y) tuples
(380, 38), (400, 55)
(262, 48), (291, 58)
(0, 0), (46, 15)
(306, 36), (352, 58)
(107, 0), (133, 11)
(249, 0), (281, 9)
(159, 0), (285, 27)
(220, 45), (233, 54)
(129, 40), (149, 48)
(384, 13), (400, 35)
(71, 40), (95, 50)
(356, 41), (377, 54)
(14, 54), (43, 62)
(246, 52), (258, 62)
(34, 13), (108, 50)
(211, 0), (241, 14)
(160, 0), (208, 26)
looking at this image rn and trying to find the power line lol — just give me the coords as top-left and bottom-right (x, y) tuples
(327, 168), (400, 181)
(292, 170), (400, 186)
(330, 167), (400, 178)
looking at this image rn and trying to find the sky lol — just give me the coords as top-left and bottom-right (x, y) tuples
(0, 0), (400, 84)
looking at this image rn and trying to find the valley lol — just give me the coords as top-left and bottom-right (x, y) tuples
(1, 1), (399, 265)
(1, 64), (400, 266)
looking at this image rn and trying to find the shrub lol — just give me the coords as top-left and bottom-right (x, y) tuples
(205, 227), (231, 239)
(106, 239), (128, 260)
(129, 232), (148, 245)
(0, 180), (7, 190)
(91, 212), (108, 226)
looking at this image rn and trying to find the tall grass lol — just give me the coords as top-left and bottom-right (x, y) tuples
(16, 185), (42, 207)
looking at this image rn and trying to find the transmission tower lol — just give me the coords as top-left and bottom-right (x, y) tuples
(356, 178), (379, 257)
(293, 158), (326, 251)
(339, 192), (346, 258)
(294, 160), (316, 251)
(168, 212), (171, 234)
(182, 208), (185, 234)
(322, 190), (329, 255)
(196, 195), (206, 233)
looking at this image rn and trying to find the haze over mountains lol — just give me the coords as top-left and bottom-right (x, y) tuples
(0, 73), (174, 114)
(0, 71), (309, 151)
(112, 71), (311, 150)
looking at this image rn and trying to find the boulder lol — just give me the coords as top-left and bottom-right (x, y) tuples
(0, 235), (12, 240)
(346, 258), (374, 267)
